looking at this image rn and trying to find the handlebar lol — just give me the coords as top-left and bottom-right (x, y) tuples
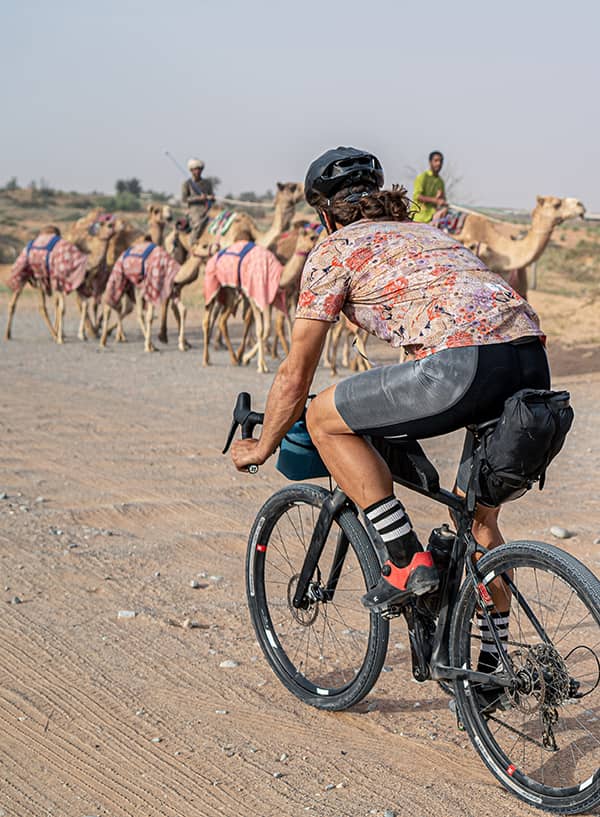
(222, 392), (265, 473)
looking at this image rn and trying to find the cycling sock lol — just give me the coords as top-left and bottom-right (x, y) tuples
(476, 611), (510, 673)
(364, 495), (421, 568)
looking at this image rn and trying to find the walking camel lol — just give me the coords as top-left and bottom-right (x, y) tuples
(455, 195), (585, 298)
(161, 182), (305, 348)
(100, 239), (214, 353)
(5, 218), (118, 344)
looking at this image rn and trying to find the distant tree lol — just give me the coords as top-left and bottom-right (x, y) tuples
(115, 178), (142, 196)
(404, 159), (466, 203)
(239, 191), (259, 202)
(204, 175), (221, 192)
(143, 189), (170, 203)
(4, 176), (19, 191)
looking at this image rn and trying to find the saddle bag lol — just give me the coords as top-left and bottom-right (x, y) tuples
(468, 389), (574, 508)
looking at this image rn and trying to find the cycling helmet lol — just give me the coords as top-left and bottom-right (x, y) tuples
(304, 147), (384, 206)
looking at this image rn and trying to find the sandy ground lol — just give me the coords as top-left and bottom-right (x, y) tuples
(1, 301), (599, 817)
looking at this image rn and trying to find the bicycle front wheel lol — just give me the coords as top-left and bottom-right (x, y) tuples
(450, 541), (600, 814)
(246, 484), (389, 710)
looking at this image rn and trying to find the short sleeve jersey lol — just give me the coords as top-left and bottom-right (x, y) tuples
(412, 170), (445, 223)
(295, 220), (544, 360)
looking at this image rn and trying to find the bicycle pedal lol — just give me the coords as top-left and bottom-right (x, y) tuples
(381, 604), (405, 619)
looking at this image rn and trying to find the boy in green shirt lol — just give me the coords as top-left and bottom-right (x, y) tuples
(413, 151), (447, 223)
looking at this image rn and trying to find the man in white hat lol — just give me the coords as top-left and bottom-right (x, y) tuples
(182, 159), (215, 244)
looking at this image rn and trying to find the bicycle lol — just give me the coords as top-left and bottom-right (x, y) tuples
(223, 392), (600, 813)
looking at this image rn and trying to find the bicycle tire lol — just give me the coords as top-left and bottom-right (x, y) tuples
(450, 541), (600, 814)
(246, 483), (389, 710)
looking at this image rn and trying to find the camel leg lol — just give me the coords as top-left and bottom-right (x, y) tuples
(135, 291), (146, 335)
(34, 289), (58, 341)
(84, 298), (99, 338)
(255, 305), (269, 374)
(218, 306), (239, 366)
(283, 315), (293, 358)
(243, 303), (269, 374)
(202, 303), (213, 367)
(54, 293), (65, 344)
(236, 307), (254, 363)
(270, 310), (288, 360)
(4, 287), (23, 340)
(342, 331), (351, 369)
(115, 311), (127, 342)
(115, 293), (134, 342)
(144, 303), (156, 352)
(99, 303), (112, 348)
(329, 322), (345, 376)
(174, 299), (189, 352)
(77, 295), (88, 341)
(158, 298), (170, 344)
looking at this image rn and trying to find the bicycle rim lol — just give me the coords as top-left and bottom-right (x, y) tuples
(246, 485), (388, 708)
(451, 541), (600, 812)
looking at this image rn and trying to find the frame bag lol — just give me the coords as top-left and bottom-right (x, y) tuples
(468, 389), (574, 508)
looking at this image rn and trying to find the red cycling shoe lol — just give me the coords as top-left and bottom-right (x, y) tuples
(361, 551), (439, 613)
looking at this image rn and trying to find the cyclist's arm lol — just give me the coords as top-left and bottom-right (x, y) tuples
(231, 318), (329, 470)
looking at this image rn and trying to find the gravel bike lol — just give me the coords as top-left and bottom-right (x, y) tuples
(224, 392), (600, 813)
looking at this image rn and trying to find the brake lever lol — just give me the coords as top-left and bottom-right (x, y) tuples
(222, 418), (239, 455)
(223, 392), (263, 474)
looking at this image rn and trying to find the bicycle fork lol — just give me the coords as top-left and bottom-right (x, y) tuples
(292, 488), (353, 609)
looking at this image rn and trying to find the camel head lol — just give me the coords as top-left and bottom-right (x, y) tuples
(94, 214), (117, 242)
(191, 238), (220, 260)
(295, 225), (320, 255)
(534, 195), (586, 225)
(147, 203), (173, 227)
(275, 182), (305, 208)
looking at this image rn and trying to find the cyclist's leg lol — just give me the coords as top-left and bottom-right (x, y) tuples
(307, 346), (486, 607)
(308, 341), (549, 609)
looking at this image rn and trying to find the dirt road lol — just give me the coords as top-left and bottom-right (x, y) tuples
(1, 305), (599, 817)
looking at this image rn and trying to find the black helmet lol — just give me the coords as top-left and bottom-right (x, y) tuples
(304, 146), (384, 206)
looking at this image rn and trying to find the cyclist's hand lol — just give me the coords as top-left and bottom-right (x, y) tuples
(231, 439), (267, 472)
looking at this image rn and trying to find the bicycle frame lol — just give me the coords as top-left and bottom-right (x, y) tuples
(223, 392), (554, 694)
(291, 474), (544, 691)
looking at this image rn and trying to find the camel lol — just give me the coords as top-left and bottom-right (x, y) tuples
(146, 203), (172, 247)
(160, 182), (305, 349)
(454, 196), (585, 298)
(164, 182), (304, 264)
(269, 226), (322, 358)
(324, 316), (371, 376)
(99, 239), (213, 353)
(202, 229), (292, 373)
(5, 219), (118, 344)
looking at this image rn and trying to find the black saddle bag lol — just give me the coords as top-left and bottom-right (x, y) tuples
(468, 389), (574, 508)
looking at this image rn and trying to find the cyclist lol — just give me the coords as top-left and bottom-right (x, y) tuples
(231, 147), (549, 628)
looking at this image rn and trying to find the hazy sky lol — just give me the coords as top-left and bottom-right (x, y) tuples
(2, 0), (598, 210)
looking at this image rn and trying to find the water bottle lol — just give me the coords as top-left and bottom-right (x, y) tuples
(427, 524), (455, 572)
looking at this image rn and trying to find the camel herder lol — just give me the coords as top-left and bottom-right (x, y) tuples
(412, 150), (447, 223)
(181, 159), (215, 244)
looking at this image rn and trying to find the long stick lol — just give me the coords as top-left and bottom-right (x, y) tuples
(163, 150), (188, 178)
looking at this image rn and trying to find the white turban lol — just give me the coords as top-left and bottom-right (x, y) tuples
(187, 158), (204, 171)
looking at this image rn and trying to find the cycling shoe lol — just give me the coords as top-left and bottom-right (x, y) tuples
(362, 551), (439, 613)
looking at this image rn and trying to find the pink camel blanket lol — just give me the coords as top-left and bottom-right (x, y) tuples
(204, 241), (286, 312)
(104, 241), (181, 308)
(9, 234), (88, 295)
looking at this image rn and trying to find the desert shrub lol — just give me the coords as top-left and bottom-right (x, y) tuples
(98, 191), (141, 212)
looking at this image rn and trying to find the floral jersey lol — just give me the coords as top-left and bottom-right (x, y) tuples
(295, 220), (544, 359)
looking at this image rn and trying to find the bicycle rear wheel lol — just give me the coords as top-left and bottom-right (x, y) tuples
(450, 541), (600, 813)
(246, 484), (389, 710)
